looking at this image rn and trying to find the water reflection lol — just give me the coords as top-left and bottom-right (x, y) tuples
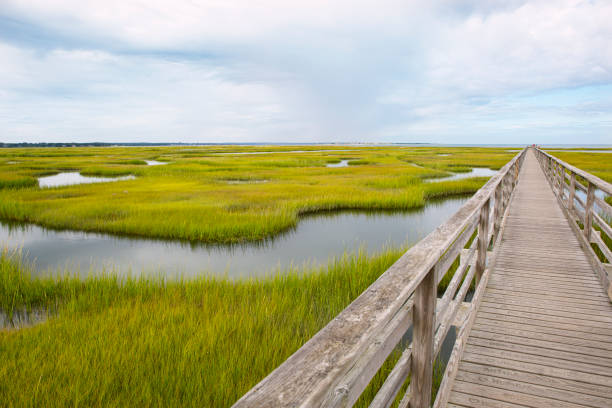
(0, 197), (469, 279)
(425, 168), (496, 183)
(38, 172), (136, 188)
(326, 160), (350, 168)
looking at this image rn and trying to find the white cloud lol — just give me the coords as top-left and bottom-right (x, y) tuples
(0, 43), (296, 142)
(0, 0), (611, 143)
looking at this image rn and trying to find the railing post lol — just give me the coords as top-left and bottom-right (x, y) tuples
(547, 157), (552, 179)
(475, 199), (490, 285)
(557, 164), (564, 197)
(584, 182), (595, 241)
(514, 162), (519, 185)
(568, 172), (576, 211)
(410, 267), (436, 408)
(493, 184), (503, 243)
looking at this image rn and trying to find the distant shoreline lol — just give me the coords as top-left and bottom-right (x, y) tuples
(1, 142), (611, 148)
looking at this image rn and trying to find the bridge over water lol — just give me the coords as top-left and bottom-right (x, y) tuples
(234, 148), (612, 408)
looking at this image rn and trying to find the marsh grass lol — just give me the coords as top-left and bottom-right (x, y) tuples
(0, 243), (460, 406)
(0, 175), (37, 189)
(544, 149), (612, 183)
(0, 146), (516, 244)
(0, 247), (417, 407)
(0, 145), (526, 405)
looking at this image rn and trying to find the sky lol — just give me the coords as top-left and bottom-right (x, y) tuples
(0, 0), (611, 144)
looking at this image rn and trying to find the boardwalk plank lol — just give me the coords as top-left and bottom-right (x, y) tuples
(456, 370), (612, 408)
(452, 381), (591, 408)
(458, 361), (612, 400)
(448, 150), (612, 407)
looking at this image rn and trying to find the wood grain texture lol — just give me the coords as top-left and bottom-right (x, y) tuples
(447, 150), (612, 407)
(410, 268), (436, 408)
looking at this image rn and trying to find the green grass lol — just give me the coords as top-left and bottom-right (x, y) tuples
(0, 243), (463, 407)
(0, 247), (422, 407)
(0, 146), (517, 244)
(0, 145), (526, 406)
(543, 148), (612, 184)
(0, 175), (37, 189)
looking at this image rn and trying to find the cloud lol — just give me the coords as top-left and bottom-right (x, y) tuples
(0, 0), (611, 143)
(0, 42), (294, 142)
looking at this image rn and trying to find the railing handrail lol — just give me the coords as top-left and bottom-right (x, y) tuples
(535, 148), (612, 196)
(533, 148), (611, 302)
(233, 148), (528, 408)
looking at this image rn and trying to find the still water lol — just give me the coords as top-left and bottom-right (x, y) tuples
(0, 197), (469, 279)
(38, 172), (136, 188)
(326, 160), (350, 167)
(426, 168), (496, 183)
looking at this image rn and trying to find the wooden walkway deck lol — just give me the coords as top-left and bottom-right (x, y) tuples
(235, 148), (612, 408)
(448, 150), (612, 407)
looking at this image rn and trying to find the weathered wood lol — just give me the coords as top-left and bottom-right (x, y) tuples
(322, 300), (414, 407)
(472, 322), (612, 350)
(475, 199), (490, 285)
(474, 317), (612, 343)
(568, 171), (576, 210)
(584, 182), (595, 241)
(434, 261), (477, 357)
(537, 149), (612, 196)
(453, 379), (601, 408)
(461, 350), (612, 388)
(435, 218), (477, 286)
(437, 243), (475, 321)
(556, 163), (564, 196)
(409, 268), (436, 408)
(493, 183), (503, 243)
(595, 195), (612, 218)
(458, 361), (612, 400)
(433, 178), (515, 408)
(234, 146), (612, 408)
(575, 179), (587, 192)
(466, 336), (612, 370)
(233, 147), (528, 407)
(593, 212), (612, 240)
(447, 149), (612, 407)
(590, 229), (612, 264)
(368, 348), (411, 408)
(469, 329), (612, 358)
(432, 244), (497, 408)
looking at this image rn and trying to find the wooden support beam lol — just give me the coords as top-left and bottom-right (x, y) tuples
(584, 182), (595, 241)
(493, 184), (503, 243)
(409, 268), (436, 408)
(568, 172), (576, 211)
(475, 199), (490, 285)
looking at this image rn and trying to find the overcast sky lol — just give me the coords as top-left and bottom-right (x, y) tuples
(1, 0), (611, 144)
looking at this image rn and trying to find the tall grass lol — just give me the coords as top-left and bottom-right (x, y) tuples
(0, 247), (417, 407)
(0, 146), (513, 243)
(0, 175), (37, 189)
(0, 145), (528, 405)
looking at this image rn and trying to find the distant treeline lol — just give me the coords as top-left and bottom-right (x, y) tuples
(0, 142), (361, 148)
(0, 142), (207, 148)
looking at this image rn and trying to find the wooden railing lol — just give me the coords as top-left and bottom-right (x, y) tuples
(233, 148), (528, 408)
(534, 148), (612, 300)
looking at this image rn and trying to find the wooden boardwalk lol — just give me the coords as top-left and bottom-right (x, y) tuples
(448, 150), (612, 407)
(235, 147), (612, 408)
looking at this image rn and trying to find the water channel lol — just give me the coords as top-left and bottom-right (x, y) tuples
(0, 196), (469, 279)
(426, 167), (497, 183)
(38, 172), (136, 188)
